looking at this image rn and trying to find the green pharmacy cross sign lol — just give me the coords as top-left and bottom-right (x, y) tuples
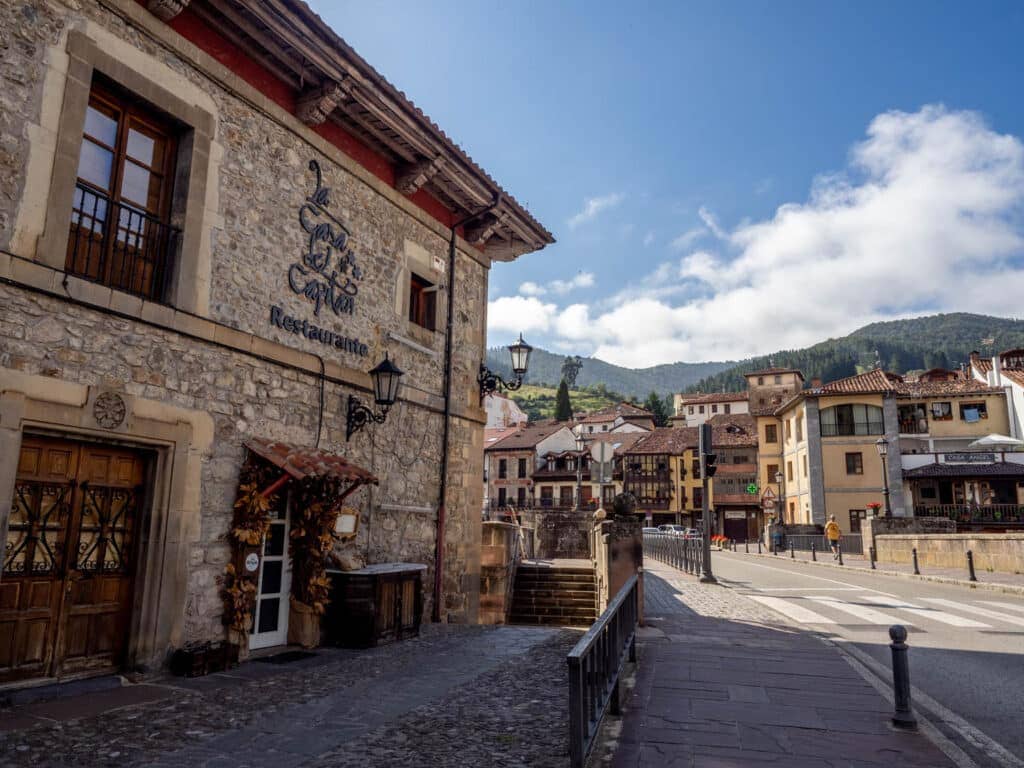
(746, 483), (759, 495)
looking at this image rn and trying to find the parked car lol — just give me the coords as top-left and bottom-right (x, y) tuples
(682, 528), (702, 540)
(657, 524), (688, 535)
(642, 526), (660, 534)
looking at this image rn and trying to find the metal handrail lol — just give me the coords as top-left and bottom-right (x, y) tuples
(68, 181), (180, 303)
(567, 573), (639, 768)
(642, 532), (704, 575)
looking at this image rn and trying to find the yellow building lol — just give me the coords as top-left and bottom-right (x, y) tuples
(746, 369), (804, 528)
(771, 369), (1012, 532)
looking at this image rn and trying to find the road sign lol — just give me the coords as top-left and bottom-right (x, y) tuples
(763, 499), (776, 509)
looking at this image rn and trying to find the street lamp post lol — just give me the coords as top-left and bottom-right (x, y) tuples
(774, 469), (785, 523)
(875, 437), (892, 517)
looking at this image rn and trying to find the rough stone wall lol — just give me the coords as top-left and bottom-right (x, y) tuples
(0, 0), (489, 636)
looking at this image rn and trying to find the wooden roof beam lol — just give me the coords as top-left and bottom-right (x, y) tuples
(148, 0), (190, 21)
(395, 157), (445, 196)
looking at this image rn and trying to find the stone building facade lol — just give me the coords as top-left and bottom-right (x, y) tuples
(0, 0), (551, 684)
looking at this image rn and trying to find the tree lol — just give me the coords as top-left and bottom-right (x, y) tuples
(554, 378), (574, 421)
(561, 355), (584, 388)
(644, 390), (669, 427)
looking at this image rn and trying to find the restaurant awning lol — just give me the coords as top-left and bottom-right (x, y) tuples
(967, 434), (1024, 449)
(903, 462), (1024, 479)
(244, 437), (379, 485)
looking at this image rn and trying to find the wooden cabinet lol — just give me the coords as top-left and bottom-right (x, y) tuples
(324, 564), (425, 648)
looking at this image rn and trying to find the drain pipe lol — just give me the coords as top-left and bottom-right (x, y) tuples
(433, 195), (501, 622)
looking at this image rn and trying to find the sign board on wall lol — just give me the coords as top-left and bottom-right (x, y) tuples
(267, 159), (369, 358)
(724, 511), (747, 520)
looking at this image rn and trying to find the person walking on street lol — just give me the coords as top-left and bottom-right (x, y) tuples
(825, 515), (841, 559)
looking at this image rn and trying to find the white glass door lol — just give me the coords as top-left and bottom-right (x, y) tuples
(249, 495), (292, 650)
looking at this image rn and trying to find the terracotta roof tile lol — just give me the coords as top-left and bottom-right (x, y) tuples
(676, 392), (749, 405)
(245, 437), (378, 484)
(904, 462), (1024, 478)
(626, 427), (698, 455)
(894, 380), (1005, 397)
(485, 423), (570, 451)
(812, 369), (902, 395)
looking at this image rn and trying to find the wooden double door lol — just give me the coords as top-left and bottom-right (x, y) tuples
(0, 437), (147, 683)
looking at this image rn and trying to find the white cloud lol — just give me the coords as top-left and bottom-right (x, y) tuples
(567, 193), (624, 230)
(670, 226), (706, 251)
(487, 296), (558, 336)
(643, 231), (656, 247)
(697, 206), (728, 239)
(518, 272), (595, 296)
(492, 106), (1024, 367)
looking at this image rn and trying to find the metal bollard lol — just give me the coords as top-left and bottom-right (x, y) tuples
(757, 539), (762, 554)
(790, 541), (796, 559)
(889, 625), (917, 729)
(837, 542), (843, 566)
(912, 547), (920, 575)
(745, 540), (749, 554)
(967, 550), (977, 582)
(869, 546), (876, 570)
(811, 542), (816, 561)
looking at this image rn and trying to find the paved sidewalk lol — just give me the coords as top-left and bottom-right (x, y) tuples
(737, 544), (1024, 594)
(1, 624), (578, 767)
(601, 559), (955, 767)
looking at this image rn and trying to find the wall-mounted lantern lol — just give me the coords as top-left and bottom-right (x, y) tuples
(478, 333), (533, 401)
(346, 354), (405, 441)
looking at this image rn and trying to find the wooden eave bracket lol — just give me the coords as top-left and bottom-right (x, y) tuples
(297, 80), (350, 126)
(396, 157), (445, 196)
(147, 0), (191, 21)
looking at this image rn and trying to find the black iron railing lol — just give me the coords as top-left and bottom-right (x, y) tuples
(67, 182), (180, 302)
(567, 574), (639, 768)
(915, 504), (1024, 524)
(643, 532), (704, 575)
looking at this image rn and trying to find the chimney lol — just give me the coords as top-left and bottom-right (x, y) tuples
(810, 377), (822, 388)
(992, 354), (1002, 386)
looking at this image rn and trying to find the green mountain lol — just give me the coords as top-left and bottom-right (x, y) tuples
(484, 346), (733, 399)
(686, 312), (1024, 393)
(488, 312), (1024, 404)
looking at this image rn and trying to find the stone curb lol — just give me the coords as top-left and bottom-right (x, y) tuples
(725, 548), (1024, 596)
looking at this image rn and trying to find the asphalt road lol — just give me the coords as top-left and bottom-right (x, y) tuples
(708, 550), (1024, 768)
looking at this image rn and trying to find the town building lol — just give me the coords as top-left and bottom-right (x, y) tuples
(573, 402), (655, 438)
(672, 392), (749, 427)
(771, 368), (1013, 532)
(971, 349), (1024, 439)
(748, 369), (804, 525)
(484, 392), (529, 429)
(484, 423), (576, 513)
(0, 0), (551, 684)
(705, 415), (761, 540)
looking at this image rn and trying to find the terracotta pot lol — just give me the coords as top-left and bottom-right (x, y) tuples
(288, 597), (321, 648)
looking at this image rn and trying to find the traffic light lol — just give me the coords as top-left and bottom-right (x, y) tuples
(704, 453), (718, 478)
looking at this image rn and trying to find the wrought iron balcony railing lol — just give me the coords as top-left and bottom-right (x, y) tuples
(67, 182), (180, 303)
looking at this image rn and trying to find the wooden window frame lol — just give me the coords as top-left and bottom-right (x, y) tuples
(765, 424), (778, 443)
(67, 81), (180, 302)
(408, 273), (437, 331)
(39, 31), (215, 314)
(845, 452), (864, 475)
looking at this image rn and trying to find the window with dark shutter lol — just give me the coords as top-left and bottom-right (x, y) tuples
(409, 273), (437, 331)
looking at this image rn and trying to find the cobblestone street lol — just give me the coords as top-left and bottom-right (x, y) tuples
(1, 624), (579, 768)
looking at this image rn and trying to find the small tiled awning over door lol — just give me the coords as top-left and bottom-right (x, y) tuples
(244, 437), (379, 486)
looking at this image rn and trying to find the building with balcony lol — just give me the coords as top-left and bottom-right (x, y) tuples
(0, 0), (552, 684)
(484, 424), (575, 513)
(706, 415), (761, 540)
(971, 349), (1024, 440)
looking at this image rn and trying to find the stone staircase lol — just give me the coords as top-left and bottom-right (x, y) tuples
(509, 562), (598, 627)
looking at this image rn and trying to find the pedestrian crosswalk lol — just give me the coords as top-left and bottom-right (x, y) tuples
(745, 591), (1024, 633)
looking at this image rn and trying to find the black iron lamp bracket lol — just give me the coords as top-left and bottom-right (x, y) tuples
(478, 363), (524, 400)
(346, 394), (389, 441)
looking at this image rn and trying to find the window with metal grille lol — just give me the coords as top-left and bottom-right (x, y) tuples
(67, 81), (180, 302)
(408, 273), (437, 331)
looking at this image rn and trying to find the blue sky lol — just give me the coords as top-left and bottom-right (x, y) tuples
(311, 1), (1024, 367)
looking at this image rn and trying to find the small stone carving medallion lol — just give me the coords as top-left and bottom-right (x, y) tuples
(94, 392), (127, 429)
